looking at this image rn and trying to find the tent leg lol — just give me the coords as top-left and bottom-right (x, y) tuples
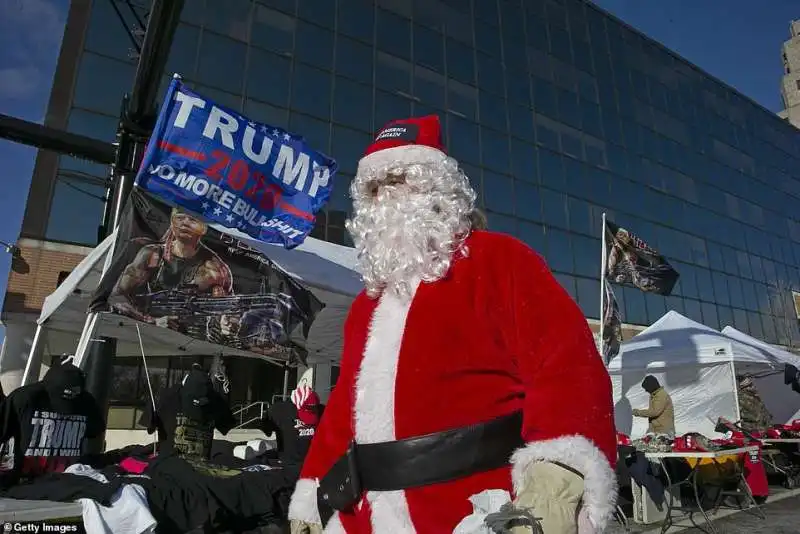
(73, 313), (100, 368)
(282, 366), (290, 399)
(20, 325), (47, 386)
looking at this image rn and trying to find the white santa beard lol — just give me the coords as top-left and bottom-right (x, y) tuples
(349, 191), (465, 298)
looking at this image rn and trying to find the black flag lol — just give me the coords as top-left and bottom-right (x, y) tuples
(604, 220), (680, 296)
(602, 283), (623, 363)
(91, 190), (324, 361)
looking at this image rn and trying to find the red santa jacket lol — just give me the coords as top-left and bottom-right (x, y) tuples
(289, 231), (617, 533)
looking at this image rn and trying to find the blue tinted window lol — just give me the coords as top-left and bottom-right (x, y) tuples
(414, 66), (446, 109)
(541, 188), (568, 229)
(554, 273), (578, 301)
(509, 105), (535, 142)
(510, 140), (538, 183)
(484, 172), (514, 215)
(475, 20), (501, 57)
(448, 80), (477, 120)
(338, 0), (375, 42)
(507, 73), (531, 108)
(375, 52), (412, 93)
(67, 109), (117, 141)
(545, 228), (574, 274)
(477, 52), (505, 96)
(336, 36), (373, 84)
(85, 0), (141, 61)
(538, 149), (564, 190)
(377, 9), (411, 59)
(475, 0), (499, 27)
(333, 77), (373, 132)
(479, 92), (507, 131)
(481, 128), (510, 173)
(194, 85), (243, 111)
(374, 90), (411, 127)
(328, 174), (353, 215)
(256, 0), (295, 15)
(330, 126), (372, 174)
(712, 272), (730, 306)
(535, 115), (560, 151)
(728, 275), (745, 309)
(572, 235), (599, 278)
(414, 25), (445, 72)
(519, 221), (546, 252)
(487, 211), (517, 235)
(244, 100), (288, 129)
(576, 277), (599, 319)
(291, 64), (332, 119)
(295, 21), (334, 69)
(568, 197), (592, 236)
(252, 5), (295, 54)
(289, 112), (330, 152)
(46, 175), (106, 245)
(515, 182), (542, 222)
(695, 268), (715, 302)
(532, 77), (558, 118)
(73, 53), (136, 116)
(247, 49), (291, 106)
(447, 116), (480, 164)
(446, 38), (475, 84)
(204, 0), (251, 41)
(623, 286), (648, 325)
(196, 33), (246, 93)
(165, 24), (199, 78)
(298, 0), (335, 27)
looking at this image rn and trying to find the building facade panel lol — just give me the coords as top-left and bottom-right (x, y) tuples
(11, 0), (800, 352)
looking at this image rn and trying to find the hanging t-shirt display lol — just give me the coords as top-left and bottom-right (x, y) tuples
(140, 369), (235, 460)
(0, 363), (105, 484)
(262, 385), (321, 468)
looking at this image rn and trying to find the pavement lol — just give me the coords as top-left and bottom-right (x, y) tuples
(607, 491), (800, 534)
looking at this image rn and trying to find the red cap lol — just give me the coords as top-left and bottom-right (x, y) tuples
(358, 115), (448, 174)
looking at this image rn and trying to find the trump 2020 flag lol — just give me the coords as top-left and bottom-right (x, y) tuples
(135, 77), (337, 249)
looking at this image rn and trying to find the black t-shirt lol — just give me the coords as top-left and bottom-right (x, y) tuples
(140, 384), (235, 460)
(0, 382), (105, 484)
(261, 401), (318, 467)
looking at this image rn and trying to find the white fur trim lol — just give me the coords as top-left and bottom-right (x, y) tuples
(357, 145), (447, 177)
(511, 436), (617, 533)
(354, 284), (419, 532)
(324, 512), (345, 533)
(288, 478), (321, 525)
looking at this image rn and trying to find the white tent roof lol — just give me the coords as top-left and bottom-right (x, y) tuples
(37, 230), (360, 364)
(721, 326), (800, 368)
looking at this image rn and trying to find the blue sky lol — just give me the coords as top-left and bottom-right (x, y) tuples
(0, 0), (797, 344)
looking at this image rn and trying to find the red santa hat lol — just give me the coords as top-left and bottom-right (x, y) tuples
(357, 115), (449, 175)
(290, 384), (321, 426)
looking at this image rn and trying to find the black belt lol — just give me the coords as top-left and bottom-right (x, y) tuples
(318, 411), (524, 513)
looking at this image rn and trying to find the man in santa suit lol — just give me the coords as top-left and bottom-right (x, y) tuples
(288, 115), (617, 533)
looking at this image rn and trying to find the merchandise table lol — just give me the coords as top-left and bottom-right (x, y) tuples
(761, 439), (800, 488)
(644, 447), (763, 534)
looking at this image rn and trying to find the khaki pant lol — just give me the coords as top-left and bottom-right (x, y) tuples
(510, 462), (585, 534)
(289, 520), (323, 534)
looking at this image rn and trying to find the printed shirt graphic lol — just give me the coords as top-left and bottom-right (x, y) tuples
(261, 401), (317, 467)
(0, 383), (104, 483)
(140, 384), (235, 460)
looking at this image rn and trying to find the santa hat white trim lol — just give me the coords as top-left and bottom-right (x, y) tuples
(510, 435), (617, 533)
(288, 477), (321, 525)
(357, 144), (448, 178)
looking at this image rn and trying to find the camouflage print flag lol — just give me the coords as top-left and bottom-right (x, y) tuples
(602, 283), (623, 363)
(604, 220), (680, 296)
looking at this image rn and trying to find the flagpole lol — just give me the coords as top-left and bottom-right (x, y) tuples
(599, 212), (607, 361)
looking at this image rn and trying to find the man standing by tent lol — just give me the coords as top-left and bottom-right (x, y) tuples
(287, 115), (617, 534)
(632, 376), (675, 435)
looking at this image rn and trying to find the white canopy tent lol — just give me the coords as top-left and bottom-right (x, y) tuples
(22, 227), (360, 384)
(721, 325), (800, 425)
(607, 310), (787, 439)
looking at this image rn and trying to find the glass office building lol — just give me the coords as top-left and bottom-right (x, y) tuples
(44, 0), (800, 347)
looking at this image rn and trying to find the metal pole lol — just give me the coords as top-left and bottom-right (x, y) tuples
(599, 212), (608, 362)
(82, 0), (185, 453)
(282, 366), (290, 399)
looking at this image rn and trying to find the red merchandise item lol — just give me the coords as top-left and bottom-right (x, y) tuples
(617, 432), (632, 446)
(290, 384), (321, 427)
(743, 447), (769, 498)
(288, 231), (617, 533)
(672, 434), (710, 453)
(361, 115), (445, 158)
